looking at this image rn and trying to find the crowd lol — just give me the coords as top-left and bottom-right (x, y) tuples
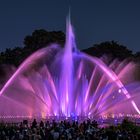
(0, 119), (140, 140)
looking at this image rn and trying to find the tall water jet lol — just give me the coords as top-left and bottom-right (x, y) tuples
(60, 15), (77, 117)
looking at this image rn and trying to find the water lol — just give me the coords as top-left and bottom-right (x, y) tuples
(0, 17), (140, 121)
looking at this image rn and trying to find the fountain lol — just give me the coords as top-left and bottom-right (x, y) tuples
(0, 16), (140, 121)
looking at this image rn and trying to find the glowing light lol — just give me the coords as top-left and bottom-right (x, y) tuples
(0, 15), (139, 120)
(118, 89), (121, 93)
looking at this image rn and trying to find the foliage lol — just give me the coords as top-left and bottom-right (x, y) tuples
(0, 29), (140, 67)
(83, 41), (134, 62)
(0, 29), (65, 66)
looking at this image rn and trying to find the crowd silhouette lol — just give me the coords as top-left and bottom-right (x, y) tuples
(0, 119), (140, 140)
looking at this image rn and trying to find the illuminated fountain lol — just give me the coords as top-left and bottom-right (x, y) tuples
(0, 17), (140, 121)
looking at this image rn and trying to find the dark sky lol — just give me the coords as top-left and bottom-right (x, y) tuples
(0, 0), (140, 52)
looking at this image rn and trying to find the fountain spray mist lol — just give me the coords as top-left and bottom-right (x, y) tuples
(0, 15), (140, 121)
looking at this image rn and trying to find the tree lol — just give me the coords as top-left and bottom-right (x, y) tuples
(24, 29), (65, 49)
(83, 41), (133, 62)
(0, 29), (65, 66)
(134, 52), (140, 63)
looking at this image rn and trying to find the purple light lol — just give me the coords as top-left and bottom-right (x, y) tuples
(0, 16), (140, 121)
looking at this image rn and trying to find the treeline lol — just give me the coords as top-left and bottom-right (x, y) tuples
(0, 29), (140, 67)
(0, 29), (65, 67)
(84, 41), (140, 64)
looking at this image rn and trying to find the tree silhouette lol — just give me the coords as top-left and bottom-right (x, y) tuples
(83, 41), (133, 62)
(0, 31), (139, 67)
(0, 29), (65, 66)
(24, 29), (65, 49)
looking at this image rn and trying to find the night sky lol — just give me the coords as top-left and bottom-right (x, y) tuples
(0, 0), (140, 52)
